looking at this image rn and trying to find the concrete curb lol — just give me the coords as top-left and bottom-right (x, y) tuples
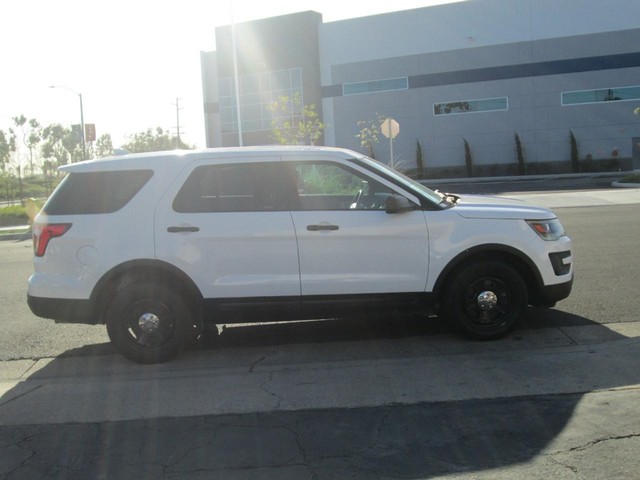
(0, 229), (31, 242)
(420, 171), (627, 186)
(611, 181), (640, 188)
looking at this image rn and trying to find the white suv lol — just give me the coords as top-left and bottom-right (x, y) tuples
(27, 147), (573, 363)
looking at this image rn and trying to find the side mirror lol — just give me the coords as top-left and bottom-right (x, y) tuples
(385, 194), (416, 214)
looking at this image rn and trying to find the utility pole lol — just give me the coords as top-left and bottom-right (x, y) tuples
(49, 85), (86, 160)
(172, 97), (184, 148)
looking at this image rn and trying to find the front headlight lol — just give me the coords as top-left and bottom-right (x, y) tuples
(526, 219), (566, 241)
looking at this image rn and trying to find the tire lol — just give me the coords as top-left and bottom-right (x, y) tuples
(443, 261), (528, 340)
(106, 282), (194, 363)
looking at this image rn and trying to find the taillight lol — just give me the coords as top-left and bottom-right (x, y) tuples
(33, 223), (72, 257)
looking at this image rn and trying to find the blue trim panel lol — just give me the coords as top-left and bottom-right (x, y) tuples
(323, 52), (640, 98)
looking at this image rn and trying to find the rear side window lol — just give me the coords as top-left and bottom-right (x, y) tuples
(173, 162), (295, 212)
(44, 170), (153, 215)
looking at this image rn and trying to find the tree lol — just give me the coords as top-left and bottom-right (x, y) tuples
(122, 127), (193, 153)
(267, 93), (324, 145)
(95, 134), (114, 158)
(26, 119), (42, 175)
(569, 130), (580, 173)
(515, 133), (525, 175)
(355, 115), (383, 159)
(416, 140), (425, 178)
(13, 115), (41, 176)
(41, 125), (71, 167)
(39, 123), (87, 166)
(463, 138), (473, 177)
(0, 129), (17, 202)
(0, 129), (16, 174)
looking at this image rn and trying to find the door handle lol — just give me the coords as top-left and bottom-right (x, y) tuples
(167, 226), (200, 233)
(307, 224), (339, 231)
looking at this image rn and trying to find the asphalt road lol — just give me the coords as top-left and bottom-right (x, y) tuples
(0, 201), (639, 361)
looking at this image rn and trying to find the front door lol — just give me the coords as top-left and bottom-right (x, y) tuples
(288, 160), (430, 296)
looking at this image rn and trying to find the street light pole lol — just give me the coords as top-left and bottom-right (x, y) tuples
(49, 85), (86, 160)
(78, 92), (85, 160)
(230, 2), (243, 146)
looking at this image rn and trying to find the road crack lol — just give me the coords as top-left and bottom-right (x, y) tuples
(248, 355), (268, 373)
(260, 371), (283, 410)
(554, 432), (640, 455)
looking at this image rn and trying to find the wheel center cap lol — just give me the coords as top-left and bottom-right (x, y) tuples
(477, 291), (498, 311)
(138, 313), (161, 333)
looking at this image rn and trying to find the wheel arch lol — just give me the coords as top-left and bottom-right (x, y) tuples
(433, 244), (544, 301)
(90, 259), (204, 325)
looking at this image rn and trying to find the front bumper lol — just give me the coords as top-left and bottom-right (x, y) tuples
(530, 276), (574, 308)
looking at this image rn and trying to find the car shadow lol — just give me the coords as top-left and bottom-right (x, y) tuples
(201, 312), (451, 350)
(190, 306), (612, 351)
(2, 309), (639, 479)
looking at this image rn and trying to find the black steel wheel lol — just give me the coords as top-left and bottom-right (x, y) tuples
(106, 282), (194, 363)
(443, 261), (528, 340)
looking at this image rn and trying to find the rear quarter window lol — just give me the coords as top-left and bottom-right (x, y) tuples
(172, 162), (294, 212)
(43, 170), (154, 215)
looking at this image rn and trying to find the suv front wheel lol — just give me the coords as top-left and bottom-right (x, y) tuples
(106, 282), (194, 363)
(443, 261), (528, 340)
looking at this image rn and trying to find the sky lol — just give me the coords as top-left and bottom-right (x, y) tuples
(0, 0), (457, 153)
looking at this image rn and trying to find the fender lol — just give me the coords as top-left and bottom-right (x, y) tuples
(90, 259), (203, 323)
(432, 244), (544, 296)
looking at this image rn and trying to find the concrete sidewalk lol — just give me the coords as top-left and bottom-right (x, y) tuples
(2, 322), (640, 427)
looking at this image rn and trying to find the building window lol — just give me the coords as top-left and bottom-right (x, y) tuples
(561, 86), (640, 105)
(219, 68), (303, 134)
(434, 97), (508, 115)
(343, 77), (408, 96)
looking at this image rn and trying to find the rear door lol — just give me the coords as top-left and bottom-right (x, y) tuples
(155, 158), (300, 299)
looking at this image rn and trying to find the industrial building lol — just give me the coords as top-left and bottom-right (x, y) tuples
(201, 0), (640, 175)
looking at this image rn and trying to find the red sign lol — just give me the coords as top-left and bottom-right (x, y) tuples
(84, 124), (96, 142)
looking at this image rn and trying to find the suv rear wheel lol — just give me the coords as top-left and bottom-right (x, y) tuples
(443, 261), (527, 340)
(106, 282), (194, 363)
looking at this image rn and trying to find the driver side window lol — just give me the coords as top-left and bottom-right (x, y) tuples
(292, 162), (393, 211)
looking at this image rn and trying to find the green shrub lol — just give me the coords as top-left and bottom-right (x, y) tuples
(619, 173), (640, 183)
(0, 205), (29, 227)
